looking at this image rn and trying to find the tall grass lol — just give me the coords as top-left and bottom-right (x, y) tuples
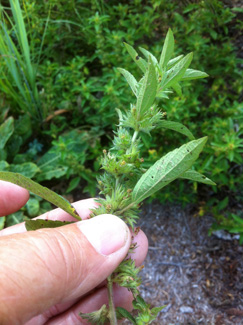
(0, 0), (44, 122)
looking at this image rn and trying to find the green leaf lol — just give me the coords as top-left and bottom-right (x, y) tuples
(136, 57), (157, 115)
(117, 68), (138, 97)
(179, 170), (216, 185)
(167, 55), (184, 68)
(181, 68), (208, 81)
(10, 162), (40, 178)
(79, 304), (109, 324)
(6, 211), (24, 227)
(124, 43), (147, 73)
(139, 47), (158, 66)
(159, 28), (174, 68)
(66, 176), (81, 193)
(231, 214), (243, 225)
(217, 197), (229, 211)
(159, 120), (195, 140)
(0, 117), (14, 150)
(0, 172), (81, 220)
(0, 160), (9, 171)
(132, 137), (207, 203)
(171, 82), (182, 96)
(116, 307), (136, 324)
(0, 217), (5, 230)
(26, 197), (40, 217)
(25, 219), (74, 231)
(161, 52), (193, 89)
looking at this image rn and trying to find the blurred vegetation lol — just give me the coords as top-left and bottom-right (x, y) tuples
(0, 0), (242, 236)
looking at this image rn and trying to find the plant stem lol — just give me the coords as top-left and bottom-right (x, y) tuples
(107, 275), (118, 325)
(132, 130), (138, 143)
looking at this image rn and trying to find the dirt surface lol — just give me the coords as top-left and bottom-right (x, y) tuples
(136, 203), (243, 324)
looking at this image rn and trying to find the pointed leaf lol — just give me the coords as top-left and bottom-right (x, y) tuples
(159, 120), (195, 140)
(139, 47), (158, 65)
(181, 69), (209, 81)
(116, 307), (136, 324)
(161, 52), (193, 89)
(167, 55), (184, 68)
(124, 43), (147, 73)
(159, 28), (174, 68)
(0, 172), (81, 220)
(0, 217), (5, 230)
(25, 219), (74, 231)
(117, 68), (138, 97)
(132, 137), (207, 203)
(136, 57), (157, 115)
(0, 117), (14, 150)
(171, 82), (182, 96)
(180, 170), (216, 185)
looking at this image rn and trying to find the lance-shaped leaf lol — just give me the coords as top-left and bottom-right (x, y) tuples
(124, 43), (147, 73)
(161, 52), (193, 89)
(0, 117), (14, 150)
(171, 82), (182, 97)
(136, 57), (157, 115)
(25, 219), (75, 231)
(181, 68), (209, 81)
(0, 172), (81, 220)
(138, 47), (158, 66)
(132, 137), (207, 203)
(179, 169), (216, 185)
(118, 68), (138, 97)
(159, 120), (195, 140)
(159, 28), (174, 69)
(167, 55), (183, 68)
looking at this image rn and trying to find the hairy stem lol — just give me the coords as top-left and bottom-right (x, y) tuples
(132, 130), (138, 143)
(107, 275), (117, 325)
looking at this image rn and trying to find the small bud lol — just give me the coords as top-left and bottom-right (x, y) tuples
(106, 204), (112, 211)
(120, 160), (126, 166)
(140, 158), (144, 163)
(103, 149), (107, 154)
(121, 135), (125, 139)
(98, 180), (102, 186)
(127, 189), (132, 193)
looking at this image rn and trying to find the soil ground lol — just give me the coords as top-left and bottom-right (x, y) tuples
(137, 203), (243, 325)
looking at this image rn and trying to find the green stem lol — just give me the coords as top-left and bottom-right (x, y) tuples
(132, 130), (138, 143)
(107, 275), (118, 325)
(117, 201), (136, 215)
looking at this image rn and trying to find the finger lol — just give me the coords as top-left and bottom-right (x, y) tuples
(0, 181), (29, 217)
(26, 227), (149, 324)
(129, 228), (148, 267)
(0, 214), (131, 325)
(45, 286), (133, 325)
(0, 198), (98, 236)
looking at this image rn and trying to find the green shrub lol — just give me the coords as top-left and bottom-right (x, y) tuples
(0, 0), (242, 229)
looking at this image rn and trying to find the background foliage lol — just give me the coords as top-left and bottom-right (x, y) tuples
(0, 0), (242, 233)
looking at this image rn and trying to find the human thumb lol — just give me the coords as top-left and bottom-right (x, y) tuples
(0, 214), (131, 325)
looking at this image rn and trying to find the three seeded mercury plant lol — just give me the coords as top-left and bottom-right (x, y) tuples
(0, 29), (215, 324)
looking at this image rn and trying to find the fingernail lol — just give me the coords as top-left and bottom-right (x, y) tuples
(77, 215), (129, 256)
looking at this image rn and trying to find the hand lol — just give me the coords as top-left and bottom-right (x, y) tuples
(0, 181), (148, 325)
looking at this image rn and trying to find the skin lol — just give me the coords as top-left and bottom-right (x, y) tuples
(0, 181), (148, 325)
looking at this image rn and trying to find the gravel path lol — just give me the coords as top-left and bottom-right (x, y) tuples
(137, 203), (243, 324)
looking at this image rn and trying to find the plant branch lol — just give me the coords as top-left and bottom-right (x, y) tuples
(107, 275), (118, 325)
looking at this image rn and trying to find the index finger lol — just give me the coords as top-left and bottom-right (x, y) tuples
(0, 198), (98, 236)
(0, 181), (29, 217)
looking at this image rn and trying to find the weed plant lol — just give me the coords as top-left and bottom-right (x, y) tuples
(0, 29), (215, 324)
(0, 0), (242, 236)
